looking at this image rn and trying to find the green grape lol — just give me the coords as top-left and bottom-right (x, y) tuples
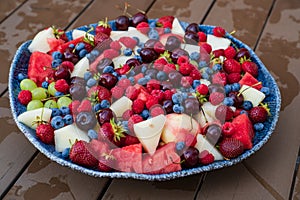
(44, 99), (58, 108)
(27, 100), (43, 111)
(48, 82), (57, 96)
(57, 96), (72, 108)
(31, 87), (48, 100)
(20, 79), (37, 91)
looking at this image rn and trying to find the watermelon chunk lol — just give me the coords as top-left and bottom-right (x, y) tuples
(28, 51), (54, 86)
(142, 142), (181, 174)
(113, 143), (143, 173)
(232, 114), (254, 149)
(86, 139), (109, 160)
(239, 72), (262, 90)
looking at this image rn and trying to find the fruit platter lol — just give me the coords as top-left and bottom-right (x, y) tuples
(9, 12), (281, 181)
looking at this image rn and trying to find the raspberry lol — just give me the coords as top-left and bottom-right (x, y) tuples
(111, 86), (124, 99)
(128, 114), (143, 133)
(197, 31), (207, 42)
(117, 78), (131, 89)
(146, 79), (160, 92)
(209, 92), (225, 105)
(224, 46), (236, 59)
(163, 63), (176, 74)
(36, 123), (55, 144)
(18, 90), (32, 105)
(102, 49), (119, 59)
(190, 68), (201, 80)
(61, 61), (74, 72)
(181, 76), (193, 88)
(196, 84), (209, 95)
(122, 109), (133, 120)
(227, 72), (242, 84)
(200, 43), (212, 54)
(119, 36), (137, 49)
(132, 99), (145, 114)
(179, 63), (193, 76)
(136, 22), (150, 34)
(151, 89), (165, 102)
(145, 96), (159, 109)
(164, 90), (174, 100)
(162, 21), (172, 28)
(77, 99), (92, 113)
(177, 56), (189, 66)
(69, 100), (81, 115)
(223, 59), (242, 74)
(199, 150), (215, 165)
(211, 72), (227, 86)
(213, 26), (226, 37)
(150, 105), (165, 117)
(55, 79), (69, 93)
(110, 40), (122, 50)
(154, 57), (168, 65)
(125, 86), (139, 100)
(222, 122), (236, 137)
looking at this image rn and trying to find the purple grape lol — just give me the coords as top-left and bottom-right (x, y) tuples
(69, 84), (86, 100)
(165, 36), (181, 51)
(144, 39), (159, 48)
(168, 71), (182, 87)
(235, 48), (250, 61)
(228, 91), (244, 107)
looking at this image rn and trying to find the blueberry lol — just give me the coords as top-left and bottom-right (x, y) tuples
(52, 51), (63, 59)
(148, 29), (159, 40)
(52, 59), (62, 68)
(76, 42), (85, 51)
(164, 27), (171, 33)
(100, 100), (110, 109)
(231, 83), (241, 92)
(192, 80), (201, 89)
(87, 78), (97, 87)
(17, 73), (27, 81)
(156, 71), (168, 81)
(261, 87), (270, 96)
(41, 81), (49, 89)
(112, 72), (120, 78)
(51, 116), (65, 129)
(190, 52), (200, 61)
(242, 100), (253, 110)
(149, 21), (156, 28)
(201, 72), (210, 80)
(61, 148), (70, 158)
(132, 36), (140, 45)
(176, 141), (186, 153)
(103, 66), (114, 73)
(224, 84), (232, 94)
(212, 64), (222, 71)
(240, 110), (248, 115)
(134, 54), (142, 62)
(141, 109), (150, 119)
(53, 151), (62, 158)
(173, 104), (184, 113)
(60, 106), (70, 115)
(138, 42), (145, 48)
(79, 49), (88, 58)
(51, 108), (62, 117)
(55, 91), (64, 97)
(128, 70), (136, 77)
(88, 129), (98, 139)
(254, 123), (264, 131)
(90, 49), (100, 57)
(63, 114), (73, 125)
(93, 103), (102, 112)
(141, 65), (148, 74)
(128, 77), (135, 84)
(123, 48), (133, 56)
(198, 60), (208, 69)
(205, 67), (213, 75)
(68, 43), (75, 49)
(223, 97), (234, 106)
(137, 77), (148, 85)
(122, 120), (129, 130)
(172, 93), (184, 104)
(84, 71), (92, 81)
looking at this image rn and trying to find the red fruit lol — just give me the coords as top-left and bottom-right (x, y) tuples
(154, 57), (168, 66)
(241, 61), (259, 77)
(219, 138), (244, 158)
(69, 100), (80, 115)
(111, 86), (124, 99)
(122, 109), (133, 121)
(200, 43), (212, 54)
(156, 16), (174, 28)
(54, 79), (69, 93)
(60, 61), (74, 72)
(215, 105), (234, 122)
(132, 99), (145, 114)
(94, 32), (111, 47)
(239, 72), (262, 90)
(117, 78), (132, 89)
(248, 106), (268, 123)
(227, 72), (242, 84)
(136, 22), (150, 34)
(47, 38), (65, 52)
(211, 72), (227, 86)
(69, 140), (98, 168)
(125, 86), (139, 100)
(209, 92), (225, 105)
(96, 19), (112, 36)
(212, 49), (224, 58)
(36, 123), (55, 144)
(151, 89), (165, 102)
(28, 51), (54, 86)
(100, 120), (125, 147)
(164, 90), (174, 100)
(179, 63), (193, 76)
(196, 84), (209, 95)
(77, 99), (92, 113)
(110, 40), (122, 50)
(177, 56), (189, 66)
(197, 32), (207, 42)
(213, 26), (226, 37)
(232, 114), (254, 149)
(150, 105), (165, 117)
(102, 49), (120, 59)
(222, 122), (236, 137)
(224, 46), (236, 59)
(146, 79), (161, 92)
(181, 76), (193, 88)
(163, 63), (176, 74)
(199, 150), (215, 165)
(122, 134), (140, 146)
(98, 155), (115, 172)
(153, 41), (165, 55)
(97, 86), (112, 102)
(119, 37), (137, 49)
(18, 90), (32, 105)
(223, 59), (242, 74)
(128, 114), (143, 133)
(115, 64), (131, 75)
(145, 96), (159, 110)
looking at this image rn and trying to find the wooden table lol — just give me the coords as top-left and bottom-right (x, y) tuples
(0, 0), (299, 199)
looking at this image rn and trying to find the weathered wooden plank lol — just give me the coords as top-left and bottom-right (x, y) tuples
(3, 153), (109, 200)
(0, 0), (26, 22)
(69, 0), (156, 29)
(243, 0), (300, 198)
(204, 0), (274, 48)
(196, 164), (275, 200)
(0, 93), (37, 197)
(102, 174), (203, 200)
(292, 162), (300, 199)
(0, 0), (93, 94)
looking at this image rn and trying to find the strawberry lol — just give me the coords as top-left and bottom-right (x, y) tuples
(128, 114), (143, 133)
(36, 123), (55, 144)
(227, 72), (242, 84)
(163, 63), (176, 74)
(111, 86), (124, 99)
(156, 16), (174, 28)
(213, 26), (226, 37)
(69, 140), (98, 168)
(100, 119), (126, 147)
(224, 46), (236, 59)
(199, 150), (215, 165)
(196, 84), (209, 95)
(132, 99), (145, 114)
(54, 79), (69, 93)
(197, 32), (207, 42)
(115, 64), (131, 75)
(219, 138), (244, 158)
(77, 99), (92, 113)
(223, 58), (242, 74)
(136, 22), (150, 34)
(248, 106), (268, 123)
(241, 61), (258, 77)
(69, 100), (81, 115)
(209, 92), (225, 105)
(18, 90), (32, 105)
(94, 31), (112, 48)
(95, 18), (112, 36)
(119, 37), (137, 49)
(60, 61), (75, 72)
